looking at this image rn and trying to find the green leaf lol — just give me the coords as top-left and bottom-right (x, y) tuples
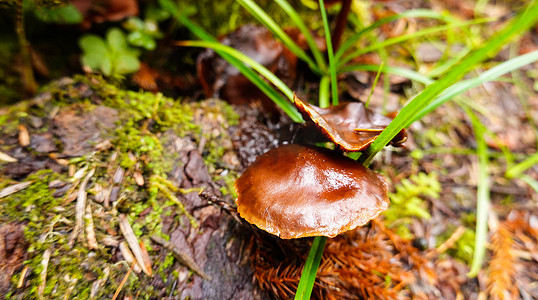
(33, 4), (83, 24)
(79, 35), (111, 75)
(107, 28), (129, 52)
(128, 31), (157, 50)
(79, 35), (108, 57)
(115, 53), (141, 74)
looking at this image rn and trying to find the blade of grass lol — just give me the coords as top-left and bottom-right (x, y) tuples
(237, 0), (323, 75)
(426, 46), (472, 78)
(338, 18), (494, 68)
(159, 0), (303, 123)
(363, 3), (538, 166)
(337, 9), (456, 60)
(365, 61), (384, 108)
(340, 64), (433, 85)
(295, 236), (327, 300)
(505, 152), (538, 179)
(177, 40), (303, 122)
(461, 105), (490, 278)
(319, 0), (338, 105)
(409, 50), (538, 125)
(274, 0), (327, 72)
(319, 76), (330, 108)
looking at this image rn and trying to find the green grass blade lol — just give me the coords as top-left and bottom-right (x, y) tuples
(505, 152), (538, 179)
(365, 62), (384, 108)
(409, 50), (538, 125)
(339, 64), (433, 85)
(426, 46), (472, 78)
(159, 0), (214, 42)
(177, 40), (303, 122)
(319, 0), (338, 105)
(274, 0), (327, 72)
(337, 9), (454, 60)
(462, 105), (490, 278)
(338, 18), (494, 68)
(237, 0), (323, 75)
(295, 236), (327, 300)
(362, 3), (538, 166)
(319, 76), (330, 108)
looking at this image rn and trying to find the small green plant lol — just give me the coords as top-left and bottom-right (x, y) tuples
(123, 17), (163, 51)
(79, 28), (141, 77)
(383, 172), (440, 239)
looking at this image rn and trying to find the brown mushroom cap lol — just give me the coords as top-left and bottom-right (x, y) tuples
(234, 144), (389, 239)
(294, 95), (407, 151)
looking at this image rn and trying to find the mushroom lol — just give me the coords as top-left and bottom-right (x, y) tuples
(234, 144), (389, 239)
(293, 95), (407, 151)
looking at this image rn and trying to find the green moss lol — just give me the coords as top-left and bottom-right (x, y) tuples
(438, 226), (476, 265)
(383, 172), (441, 239)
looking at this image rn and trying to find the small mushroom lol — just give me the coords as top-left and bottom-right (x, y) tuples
(234, 144), (389, 239)
(293, 95), (407, 151)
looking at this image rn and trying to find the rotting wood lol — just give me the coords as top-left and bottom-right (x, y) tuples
(150, 235), (211, 280)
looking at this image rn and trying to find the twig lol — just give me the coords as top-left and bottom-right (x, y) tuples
(37, 248), (52, 299)
(0, 181), (33, 199)
(62, 277), (78, 300)
(119, 241), (142, 273)
(112, 261), (136, 300)
(68, 168), (95, 247)
(85, 204), (98, 249)
(17, 265), (29, 288)
(118, 214), (152, 276)
(436, 226), (466, 254)
(0, 151), (17, 162)
(90, 266), (110, 299)
(151, 235), (211, 280)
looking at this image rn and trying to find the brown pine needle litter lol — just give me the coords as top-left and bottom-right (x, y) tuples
(487, 225), (518, 300)
(250, 220), (436, 299)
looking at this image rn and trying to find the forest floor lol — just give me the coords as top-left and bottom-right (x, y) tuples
(0, 0), (537, 299)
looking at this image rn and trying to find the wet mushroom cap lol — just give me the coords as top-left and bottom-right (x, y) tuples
(234, 144), (389, 239)
(294, 95), (406, 151)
